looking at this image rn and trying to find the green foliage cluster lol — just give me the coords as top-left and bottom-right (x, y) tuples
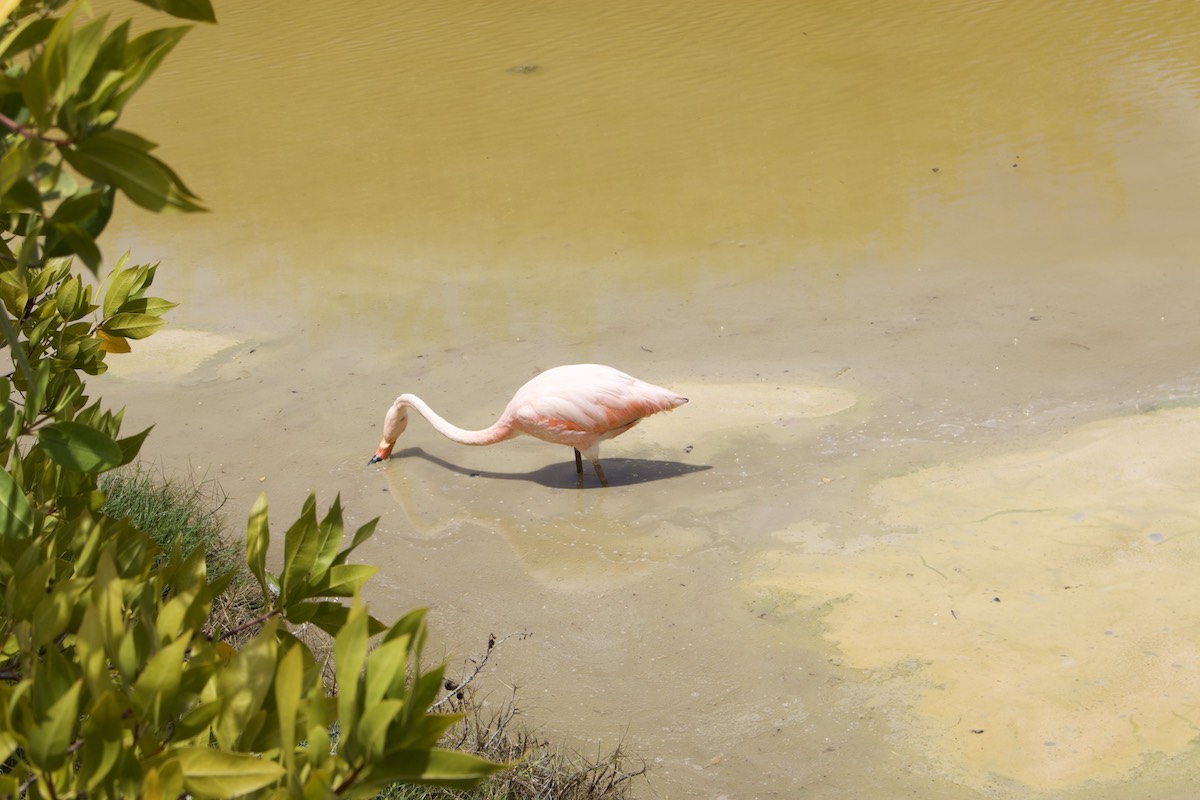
(0, 1), (506, 797)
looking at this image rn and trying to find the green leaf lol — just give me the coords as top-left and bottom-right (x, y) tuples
(173, 700), (221, 742)
(31, 578), (88, 649)
(311, 563), (378, 598)
(310, 494), (345, 578)
(384, 607), (429, 651)
(246, 493), (270, 600)
(77, 63), (126, 125)
(280, 494), (320, 604)
(0, 267), (29, 319)
(28, 679), (83, 771)
(30, 636), (76, 707)
(128, 0), (217, 23)
(214, 622), (277, 750)
(49, 187), (105, 224)
(45, 187), (114, 267)
(155, 553), (204, 641)
(332, 516), (379, 566)
(169, 747), (286, 797)
(154, 752), (186, 797)
(59, 15), (109, 105)
(0, 171), (44, 214)
(38, 420), (123, 472)
(0, 466), (33, 538)
(0, 16), (55, 61)
(49, 223), (103, 272)
(408, 668), (448, 726)
(364, 635), (410, 710)
(79, 691), (124, 791)
(358, 699), (404, 761)
(0, 138), (45, 198)
(23, 6), (104, 129)
(131, 632), (192, 726)
(92, 551), (125, 669)
(11, 559), (55, 622)
(285, 599), (385, 638)
(116, 623), (153, 685)
(22, 361), (52, 424)
(274, 645), (302, 769)
(100, 311), (165, 339)
(76, 606), (114, 700)
(333, 600), (369, 750)
(62, 129), (205, 213)
(101, 260), (141, 318)
(115, 425), (153, 466)
(363, 748), (509, 789)
(116, 296), (177, 316)
(20, 11), (66, 127)
(112, 25), (192, 112)
(282, 599), (346, 632)
(27, 257), (72, 297)
(54, 274), (81, 319)
(392, 709), (461, 752)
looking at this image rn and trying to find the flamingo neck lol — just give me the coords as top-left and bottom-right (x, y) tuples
(398, 394), (514, 446)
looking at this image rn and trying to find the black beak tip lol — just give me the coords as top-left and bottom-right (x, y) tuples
(369, 454), (383, 464)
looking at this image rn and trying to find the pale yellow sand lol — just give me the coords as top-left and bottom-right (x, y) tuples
(749, 407), (1200, 790)
(103, 329), (243, 381)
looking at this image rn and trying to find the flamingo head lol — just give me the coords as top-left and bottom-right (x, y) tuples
(369, 403), (409, 464)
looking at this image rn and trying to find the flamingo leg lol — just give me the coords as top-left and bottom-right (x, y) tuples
(574, 448), (583, 475)
(592, 461), (609, 487)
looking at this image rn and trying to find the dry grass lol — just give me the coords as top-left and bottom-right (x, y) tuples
(382, 686), (648, 800)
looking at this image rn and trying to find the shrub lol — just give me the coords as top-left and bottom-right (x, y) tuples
(0, 1), (505, 796)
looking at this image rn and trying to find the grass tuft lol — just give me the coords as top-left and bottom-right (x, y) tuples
(100, 463), (264, 643)
(100, 463), (237, 576)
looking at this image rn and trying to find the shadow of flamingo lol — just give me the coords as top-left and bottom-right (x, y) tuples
(383, 447), (710, 489)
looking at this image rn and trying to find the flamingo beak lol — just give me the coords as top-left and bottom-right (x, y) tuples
(369, 444), (393, 464)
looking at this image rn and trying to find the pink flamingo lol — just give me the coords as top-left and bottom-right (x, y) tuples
(370, 364), (688, 486)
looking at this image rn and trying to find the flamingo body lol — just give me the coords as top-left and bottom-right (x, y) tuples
(370, 364), (688, 486)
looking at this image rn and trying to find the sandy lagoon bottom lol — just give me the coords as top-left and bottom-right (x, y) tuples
(101, 325), (1200, 799)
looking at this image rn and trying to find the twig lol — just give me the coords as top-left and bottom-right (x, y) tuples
(332, 759), (365, 795)
(217, 608), (281, 642)
(0, 112), (73, 145)
(429, 631), (530, 712)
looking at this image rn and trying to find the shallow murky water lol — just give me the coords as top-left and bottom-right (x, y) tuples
(96, 1), (1200, 797)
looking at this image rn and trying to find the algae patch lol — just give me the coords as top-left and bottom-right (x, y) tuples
(749, 407), (1200, 790)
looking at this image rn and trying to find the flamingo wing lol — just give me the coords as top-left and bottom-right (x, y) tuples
(508, 364), (685, 447)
